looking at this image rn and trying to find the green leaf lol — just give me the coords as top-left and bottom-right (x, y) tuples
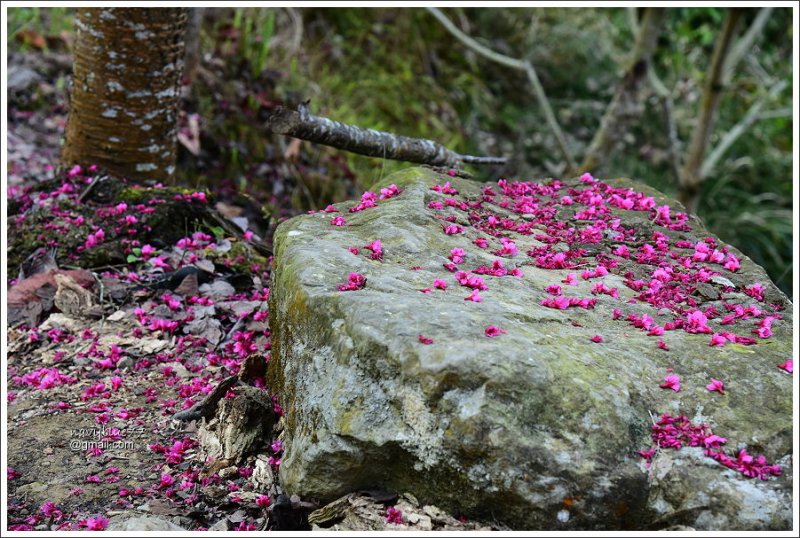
(210, 226), (226, 240)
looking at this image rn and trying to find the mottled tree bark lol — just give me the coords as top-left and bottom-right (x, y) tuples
(579, 8), (666, 174)
(679, 9), (743, 212)
(62, 8), (188, 182)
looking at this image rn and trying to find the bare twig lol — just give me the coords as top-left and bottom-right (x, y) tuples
(700, 80), (787, 178)
(724, 7), (773, 81)
(266, 105), (506, 167)
(755, 107), (791, 120)
(679, 9), (743, 211)
(426, 7), (577, 172)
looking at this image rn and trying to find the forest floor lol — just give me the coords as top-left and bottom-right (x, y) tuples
(5, 49), (500, 533)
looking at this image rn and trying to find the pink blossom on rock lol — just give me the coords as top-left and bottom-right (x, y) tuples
(685, 310), (712, 334)
(495, 238), (518, 257)
(660, 374), (681, 392)
(709, 333), (727, 347)
(723, 254), (741, 272)
(654, 204), (672, 224)
(703, 434), (728, 448)
(706, 378), (725, 395)
(433, 279), (448, 290)
(545, 284), (562, 296)
(419, 288), (433, 294)
(485, 325), (507, 337)
(379, 184), (402, 199)
(657, 339), (669, 351)
(256, 495), (271, 507)
(431, 181), (458, 195)
(755, 326), (773, 339)
(418, 335), (434, 345)
(464, 289), (483, 302)
(744, 283), (766, 301)
(541, 296), (571, 310)
(449, 248), (466, 264)
(331, 216), (346, 226)
(349, 191), (378, 212)
(443, 224), (463, 235)
(337, 273), (367, 291)
(612, 244), (630, 258)
(590, 335), (604, 343)
(777, 359), (793, 373)
(363, 240), (383, 260)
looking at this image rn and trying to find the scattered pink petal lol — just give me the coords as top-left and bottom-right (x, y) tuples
(85, 515), (109, 531)
(660, 374), (681, 392)
(485, 325), (507, 337)
(706, 378), (725, 395)
(590, 335), (604, 343)
(337, 273), (366, 291)
(418, 335), (434, 345)
(464, 289), (483, 302)
(777, 359), (793, 373)
(386, 506), (404, 524)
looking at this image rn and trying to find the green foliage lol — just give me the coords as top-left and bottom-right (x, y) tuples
(8, 7), (794, 297)
(232, 8), (276, 78)
(7, 6), (73, 51)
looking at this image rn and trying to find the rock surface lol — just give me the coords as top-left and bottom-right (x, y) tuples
(267, 167), (793, 530)
(107, 515), (188, 531)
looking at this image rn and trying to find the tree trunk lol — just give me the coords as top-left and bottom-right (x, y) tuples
(579, 8), (666, 174)
(62, 8), (188, 182)
(678, 9), (743, 213)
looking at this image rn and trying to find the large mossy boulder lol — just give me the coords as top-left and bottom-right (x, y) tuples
(267, 167), (793, 530)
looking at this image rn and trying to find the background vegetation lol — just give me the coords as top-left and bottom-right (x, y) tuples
(7, 7), (794, 297)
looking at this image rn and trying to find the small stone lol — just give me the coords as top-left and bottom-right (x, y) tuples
(218, 466), (238, 479)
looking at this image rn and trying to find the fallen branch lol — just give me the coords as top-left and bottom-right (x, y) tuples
(426, 7), (577, 172)
(265, 105), (506, 168)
